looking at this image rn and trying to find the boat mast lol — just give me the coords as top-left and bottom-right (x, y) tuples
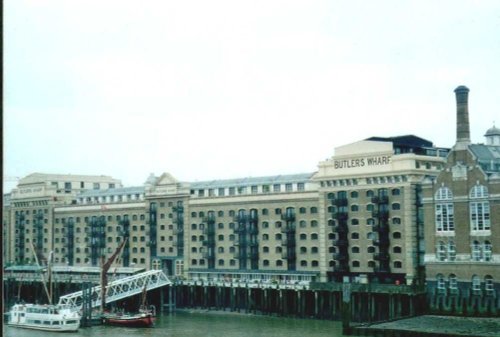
(100, 238), (128, 313)
(29, 242), (52, 305)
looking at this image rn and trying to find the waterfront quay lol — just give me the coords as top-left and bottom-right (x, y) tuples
(3, 267), (425, 324)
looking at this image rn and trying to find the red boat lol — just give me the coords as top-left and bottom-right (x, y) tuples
(103, 307), (155, 328)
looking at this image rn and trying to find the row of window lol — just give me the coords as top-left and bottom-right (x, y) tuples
(435, 185), (491, 232)
(436, 240), (492, 262)
(77, 193), (144, 204)
(327, 188), (401, 199)
(320, 176), (409, 188)
(436, 274), (494, 292)
(191, 183), (306, 198)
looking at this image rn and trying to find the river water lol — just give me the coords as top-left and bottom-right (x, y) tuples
(4, 310), (350, 337)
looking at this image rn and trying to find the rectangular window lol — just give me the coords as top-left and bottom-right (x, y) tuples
(262, 185), (270, 193)
(93, 182), (100, 190)
(297, 183), (305, 191)
(470, 201), (490, 231)
(285, 183), (293, 192)
(273, 184), (281, 192)
(229, 187), (235, 196)
(208, 189), (214, 196)
(218, 188), (225, 196)
(251, 186), (258, 194)
(435, 203), (454, 232)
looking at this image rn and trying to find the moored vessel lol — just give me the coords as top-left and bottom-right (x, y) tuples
(102, 306), (155, 328)
(7, 303), (81, 332)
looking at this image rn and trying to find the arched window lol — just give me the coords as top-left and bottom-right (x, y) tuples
(435, 187), (454, 232)
(300, 260), (307, 267)
(392, 203), (401, 210)
(392, 217), (401, 225)
(351, 205), (359, 212)
(352, 261), (360, 268)
(351, 219), (359, 226)
(393, 246), (402, 254)
(470, 185), (490, 231)
(392, 232), (401, 239)
(367, 246), (376, 253)
(218, 259), (224, 266)
(393, 261), (402, 268)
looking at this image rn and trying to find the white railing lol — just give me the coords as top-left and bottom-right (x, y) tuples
(57, 269), (171, 309)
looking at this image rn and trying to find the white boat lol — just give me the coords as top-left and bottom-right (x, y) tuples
(7, 303), (81, 332)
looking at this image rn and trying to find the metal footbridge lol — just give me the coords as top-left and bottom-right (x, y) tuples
(57, 269), (171, 309)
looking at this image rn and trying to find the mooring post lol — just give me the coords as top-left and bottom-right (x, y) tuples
(341, 278), (352, 335)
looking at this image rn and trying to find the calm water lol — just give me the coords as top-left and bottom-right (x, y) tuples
(4, 310), (350, 337)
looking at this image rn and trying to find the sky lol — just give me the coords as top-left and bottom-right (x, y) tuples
(4, 0), (500, 192)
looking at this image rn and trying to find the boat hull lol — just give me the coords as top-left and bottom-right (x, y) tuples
(7, 322), (80, 332)
(103, 313), (155, 328)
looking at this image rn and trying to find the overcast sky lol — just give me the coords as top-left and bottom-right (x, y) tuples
(4, 0), (500, 192)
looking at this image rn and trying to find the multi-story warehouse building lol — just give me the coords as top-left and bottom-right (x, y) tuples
(5, 173), (122, 266)
(4, 140), (448, 287)
(423, 86), (500, 313)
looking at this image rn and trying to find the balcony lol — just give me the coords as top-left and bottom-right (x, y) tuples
(234, 214), (247, 223)
(373, 224), (390, 233)
(333, 253), (348, 261)
(233, 225), (246, 233)
(173, 228), (184, 235)
(233, 251), (247, 259)
(373, 238), (390, 247)
(280, 225), (296, 233)
(281, 238), (296, 247)
(281, 252), (296, 260)
(334, 212), (348, 221)
(248, 240), (259, 247)
(203, 227), (216, 235)
(373, 266), (390, 273)
(203, 215), (216, 224)
(173, 205), (184, 212)
(331, 198), (348, 207)
(202, 238), (215, 246)
(371, 196), (389, 204)
(333, 224), (348, 234)
(281, 212), (296, 222)
(372, 210), (389, 220)
(173, 240), (184, 248)
(332, 239), (348, 247)
(373, 252), (390, 261)
(248, 226), (259, 235)
(333, 264), (349, 273)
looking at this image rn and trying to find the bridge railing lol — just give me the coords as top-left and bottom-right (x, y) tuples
(57, 269), (171, 309)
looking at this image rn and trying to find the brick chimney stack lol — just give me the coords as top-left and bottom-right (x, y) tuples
(454, 85), (471, 149)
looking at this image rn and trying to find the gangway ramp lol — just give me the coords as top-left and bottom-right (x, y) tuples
(58, 269), (171, 309)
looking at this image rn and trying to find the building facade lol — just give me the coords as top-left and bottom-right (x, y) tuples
(423, 86), (500, 313)
(4, 139), (448, 287)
